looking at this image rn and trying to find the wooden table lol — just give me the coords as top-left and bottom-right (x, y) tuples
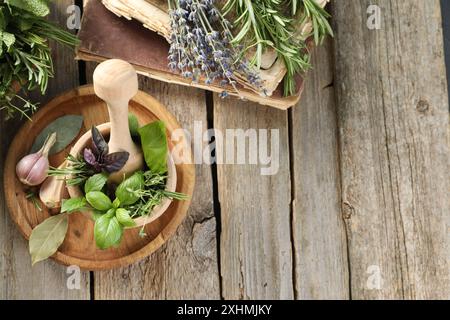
(1, 0), (449, 300)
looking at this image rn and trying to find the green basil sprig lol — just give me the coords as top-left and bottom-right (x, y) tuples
(86, 172), (146, 249)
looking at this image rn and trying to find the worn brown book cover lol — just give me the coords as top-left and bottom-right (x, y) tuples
(76, 0), (304, 109)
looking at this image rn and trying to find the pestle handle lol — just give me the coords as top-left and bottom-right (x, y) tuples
(93, 59), (144, 183)
(93, 59), (138, 153)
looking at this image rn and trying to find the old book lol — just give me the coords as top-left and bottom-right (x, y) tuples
(76, 0), (307, 109)
(101, 0), (329, 96)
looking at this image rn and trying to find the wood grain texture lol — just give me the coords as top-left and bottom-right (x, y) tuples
(91, 67), (221, 298)
(333, 0), (450, 299)
(214, 99), (293, 300)
(0, 1), (90, 299)
(291, 39), (350, 300)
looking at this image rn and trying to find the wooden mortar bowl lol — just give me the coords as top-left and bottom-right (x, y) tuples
(67, 123), (177, 228)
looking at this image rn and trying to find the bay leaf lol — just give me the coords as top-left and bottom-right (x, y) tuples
(29, 213), (69, 265)
(31, 115), (84, 155)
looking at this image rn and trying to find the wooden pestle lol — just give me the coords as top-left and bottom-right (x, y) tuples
(93, 59), (144, 183)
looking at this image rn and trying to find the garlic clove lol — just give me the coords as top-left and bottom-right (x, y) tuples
(39, 161), (68, 209)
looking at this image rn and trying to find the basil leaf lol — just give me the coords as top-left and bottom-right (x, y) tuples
(31, 115), (84, 155)
(115, 171), (144, 206)
(105, 208), (116, 217)
(61, 197), (87, 213)
(91, 126), (109, 157)
(94, 214), (123, 250)
(29, 213), (69, 265)
(84, 173), (108, 194)
(83, 148), (98, 167)
(129, 113), (140, 137)
(116, 208), (136, 227)
(138, 121), (168, 174)
(86, 191), (113, 211)
(103, 151), (130, 173)
(112, 198), (120, 208)
(92, 210), (104, 222)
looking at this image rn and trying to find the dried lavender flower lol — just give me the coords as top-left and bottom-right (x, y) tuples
(167, 0), (263, 97)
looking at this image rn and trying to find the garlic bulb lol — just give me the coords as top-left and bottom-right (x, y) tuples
(16, 133), (57, 186)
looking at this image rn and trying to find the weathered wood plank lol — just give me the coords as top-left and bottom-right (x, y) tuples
(333, 0), (450, 299)
(214, 99), (293, 299)
(0, 1), (90, 300)
(87, 63), (220, 298)
(291, 39), (350, 300)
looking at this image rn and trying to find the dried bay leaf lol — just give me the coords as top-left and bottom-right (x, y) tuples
(29, 213), (69, 265)
(31, 115), (84, 155)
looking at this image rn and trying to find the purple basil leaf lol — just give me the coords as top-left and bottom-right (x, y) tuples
(83, 148), (97, 166)
(91, 126), (109, 157)
(90, 140), (100, 158)
(103, 151), (130, 173)
(83, 148), (102, 172)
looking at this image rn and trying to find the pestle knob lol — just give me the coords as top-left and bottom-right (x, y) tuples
(93, 59), (144, 183)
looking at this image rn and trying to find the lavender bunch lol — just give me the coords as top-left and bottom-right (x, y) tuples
(167, 0), (263, 98)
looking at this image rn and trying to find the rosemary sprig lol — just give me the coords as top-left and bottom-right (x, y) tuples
(26, 191), (42, 212)
(222, 0), (333, 96)
(0, 1), (79, 119)
(128, 170), (188, 219)
(48, 155), (95, 186)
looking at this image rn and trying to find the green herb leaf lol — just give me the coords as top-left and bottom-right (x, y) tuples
(86, 191), (113, 211)
(26, 191), (42, 211)
(129, 113), (140, 137)
(29, 213), (69, 265)
(84, 173), (108, 194)
(116, 208), (136, 227)
(6, 0), (50, 17)
(0, 1), (79, 119)
(94, 213), (123, 250)
(0, 30), (15, 49)
(138, 121), (168, 174)
(115, 171), (144, 206)
(0, 7), (9, 30)
(61, 197), (87, 213)
(31, 115), (84, 155)
(112, 198), (120, 208)
(92, 210), (104, 221)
